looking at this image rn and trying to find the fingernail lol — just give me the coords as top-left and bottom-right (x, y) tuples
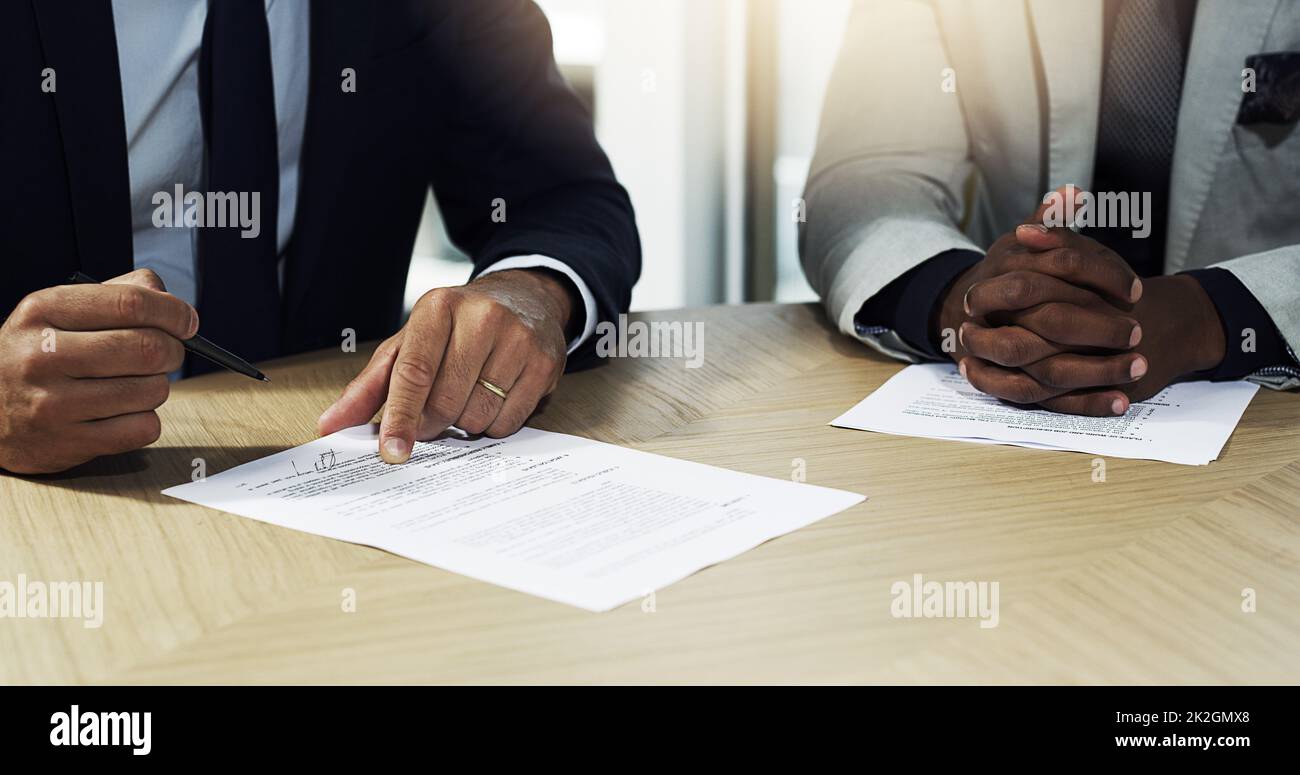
(958, 323), (966, 348)
(1129, 325), (1142, 348)
(381, 437), (410, 464)
(1018, 223), (1049, 234)
(1130, 358), (1147, 380)
(1111, 398), (1127, 416)
(188, 306), (200, 338)
(962, 288), (973, 316)
(958, 360), (968, 379)
(1130, 278), (1143, 303)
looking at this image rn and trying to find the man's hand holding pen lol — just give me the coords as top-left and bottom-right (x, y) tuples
(0, 269), (195, 474)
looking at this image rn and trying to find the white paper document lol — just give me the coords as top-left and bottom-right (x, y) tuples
(163, 425), (864, 611)
(831, 364), (1258, 465)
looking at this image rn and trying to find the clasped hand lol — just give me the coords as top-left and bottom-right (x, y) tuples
(934, 187), (1226, 416)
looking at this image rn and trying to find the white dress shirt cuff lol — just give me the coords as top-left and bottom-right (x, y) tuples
(476, 255), (598, 354)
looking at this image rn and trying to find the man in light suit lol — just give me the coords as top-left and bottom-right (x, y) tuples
(801, 0), (1300, 416)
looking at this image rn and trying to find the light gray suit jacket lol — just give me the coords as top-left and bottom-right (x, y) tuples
(800, 0), (1300, 390)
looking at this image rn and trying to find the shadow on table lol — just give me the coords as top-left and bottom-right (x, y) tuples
(24, 445), (288, 505)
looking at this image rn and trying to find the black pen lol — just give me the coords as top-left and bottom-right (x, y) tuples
(68, 271), (270, 383)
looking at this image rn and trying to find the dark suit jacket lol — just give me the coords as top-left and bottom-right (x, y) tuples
(0, 0), (640, 370)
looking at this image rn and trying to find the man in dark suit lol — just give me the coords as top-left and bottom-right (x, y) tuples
(0, 0), (640, 474)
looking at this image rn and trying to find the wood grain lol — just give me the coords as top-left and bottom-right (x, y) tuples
(1, 303), (1296, 684)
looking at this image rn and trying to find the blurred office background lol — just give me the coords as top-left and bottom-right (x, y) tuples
(405, 0), (852, 312)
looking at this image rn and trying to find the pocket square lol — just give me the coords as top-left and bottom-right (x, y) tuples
(1238, 52), (1300, 125)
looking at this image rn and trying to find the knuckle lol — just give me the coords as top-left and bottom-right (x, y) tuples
(467, 297), (510, 330)
(459, 406), (493, 435)
(427, 394), (462, 426)
(465, 294), (496, 314)
(992, 373), (1040, 404)
(1000, 273), (1032, 305)
(394, 357), (436, 388)
(135, 330), (169, 371)
(1053, 248), (1083, 275)
(421, 287), (460, 315)
(123, 268), (165, 291)
(12, 293), (44, 324)
(14, 345), (45, 381)
(116, 287), (145, 325)
(28, 386), (59, 425)
(506, 326), (543, 357)
(1037, 302), (1070, 329)
(996, 334), (1032, 366)
(486, 412), (524, 439)
(1037, 359), (1071, 387)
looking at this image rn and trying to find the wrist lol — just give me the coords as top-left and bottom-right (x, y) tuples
(1146, 275), (1225, 375)
(529, 269), (580, 340)
(1180, 275), (1227, 373)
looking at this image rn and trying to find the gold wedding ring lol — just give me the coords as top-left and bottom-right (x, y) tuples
(477, 378), (508, 400)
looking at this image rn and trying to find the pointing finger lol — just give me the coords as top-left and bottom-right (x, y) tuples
(378, 299), (451, 463)
(319, 335), (401, 436)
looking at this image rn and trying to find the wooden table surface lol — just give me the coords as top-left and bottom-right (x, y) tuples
(3, 303), (1298, 684)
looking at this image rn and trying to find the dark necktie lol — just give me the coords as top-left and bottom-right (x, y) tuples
(1086, 0), (1196, 277)
(194, 0), (281, 374)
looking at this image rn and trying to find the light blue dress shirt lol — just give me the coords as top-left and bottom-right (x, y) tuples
(110, 0), (595, 352)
